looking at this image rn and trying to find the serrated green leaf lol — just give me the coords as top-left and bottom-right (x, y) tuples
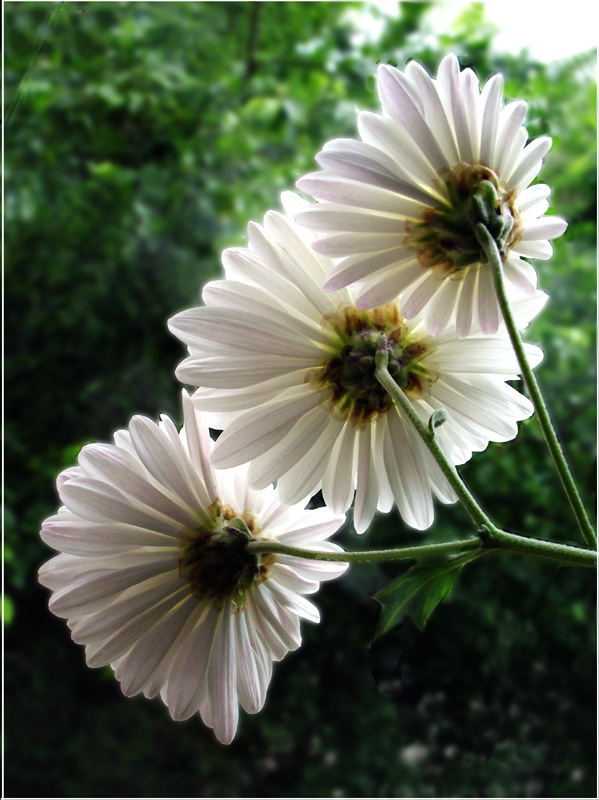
(373, 553), (479, 639)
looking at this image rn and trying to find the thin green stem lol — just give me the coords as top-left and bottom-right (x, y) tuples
(475, 223), (596, 547)
(246, 537), (483, 563)
(374, 345), (499, 535)
(247, 532), (596, 569)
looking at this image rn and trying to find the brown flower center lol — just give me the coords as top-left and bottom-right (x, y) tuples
(178, 502), (275, 610)
(308, 303), (438, 428)
(405, 163), (522, 278)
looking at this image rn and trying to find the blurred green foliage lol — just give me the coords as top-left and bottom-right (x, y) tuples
(5, 2), (596, 797)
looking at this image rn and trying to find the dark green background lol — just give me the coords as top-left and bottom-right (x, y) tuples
(5, 2), (596, 797)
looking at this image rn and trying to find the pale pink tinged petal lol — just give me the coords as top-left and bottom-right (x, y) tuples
(181, 392), (218, 505)
(513, 240), (553, 260)
(476, 267), (500, 335)
(516, 183), (551, 212)
(84, 585), (187, 667)
(168, 307), (324, 360)
(119, 595), (197, 697)
(404, 60), (460, 164)
(165, 605), (217, 721)
(270, 563), (320, 595)
(205, 602), (238, 745)
(178, 354), (313, 390)
(296, 206), (407, 235)
(59, 479), (184, 535)
(439, 54), (474, 162)
(41, 517), (179, 557)
(266, 580), (321, 624)
(247, 405), (330, 490)
(130, 602), (205, 700)
(455, 268), (477, 338)
(315, 140), (436, 203)
(503, 256), (538, 296)
(297, 174), (427, 218)
(461, 68), (481, 160)
(357, 112), (443, 200)
(234, 609), (263, 714)
(77, 444), (198, 527)
(56, 466), (84, 492)
(191, 372), (306, 415)
(243, 616), (273, 702)
(423, 278), (461, 336)
(479, 74), (503, 166)
(373, 415), (395, 513)
(383, 410), (434, 530)
(353, 424), (379, 534)
(275, 417), (344, 505)
(202, 280), (326, 343)
(321, 419), (357, 514)
(355, 260), (424, 309)
(49, 560), (178, 618)
(70, 578), (187, 644)
(506, 136), (552, 188)
(323, 248), (411, 292)
(222, 249), (319, 322)
(263, 213), (348, 317)
(520, 216), (568, 241)
(400, 273), (442, 319)
(247, 588), (298, 658)
(493, 101), (527, 174)
(377, 64), (450, 171)
(128, 417), (204, 517)
(312, 232), (405, 258)
(273, 506), (345, 545)
(211, 388), (322, 469)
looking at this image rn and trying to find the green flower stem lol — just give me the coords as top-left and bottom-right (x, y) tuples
(374, 342), (498, 534)
(246, 537), (483, 563)
(373, 344), (596, 569)
(247, 534), (596, 568)
(475, 223), (597, 548)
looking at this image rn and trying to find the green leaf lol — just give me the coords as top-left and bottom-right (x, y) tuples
(373, 553), (478, 640)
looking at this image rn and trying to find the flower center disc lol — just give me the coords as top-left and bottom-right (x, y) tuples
(178, 504), (274, 609)
(406, 163), (522, 277)
(310, 304), (438, 427)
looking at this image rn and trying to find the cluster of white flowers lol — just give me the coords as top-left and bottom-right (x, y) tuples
(40, 55), (565, 743)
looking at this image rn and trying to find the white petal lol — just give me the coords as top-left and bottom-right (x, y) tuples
(165, 605), (217, 721)
(353, 424), (380, 534)
(321, 419), (357, 514)
(206, 602), (238, 745)
(211, 387), (322, 468)
(476, 267), (500, 335)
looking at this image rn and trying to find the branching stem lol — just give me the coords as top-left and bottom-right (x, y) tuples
(475, 223), (596, 547)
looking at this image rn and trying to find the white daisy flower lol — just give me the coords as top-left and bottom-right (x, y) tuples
(295, 54), (567, 338)
(168, 193), (545, 534)
(38, 391), (347, 745)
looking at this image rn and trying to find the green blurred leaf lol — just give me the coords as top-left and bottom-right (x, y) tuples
(373, 552), (480, 639)
(3, 595), (16, 626)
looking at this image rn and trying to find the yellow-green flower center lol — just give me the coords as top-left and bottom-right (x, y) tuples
(178, 502), (274, 610)
(309, 304), (438, 428)
(405, 163), (522, 277)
